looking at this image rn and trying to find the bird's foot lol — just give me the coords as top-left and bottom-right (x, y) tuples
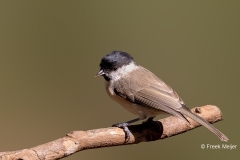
(112, 123), (131, 142)
(112, 122), (128, 128)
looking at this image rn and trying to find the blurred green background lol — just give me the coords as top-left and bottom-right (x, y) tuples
(0, 1), (239, 159)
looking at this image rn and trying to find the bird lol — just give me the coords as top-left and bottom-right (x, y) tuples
(96, 51), (229, 142)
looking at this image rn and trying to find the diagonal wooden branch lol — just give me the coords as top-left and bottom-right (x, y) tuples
(0, 105), (225, 160)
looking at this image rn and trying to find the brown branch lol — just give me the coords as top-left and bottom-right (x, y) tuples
(0, 105), (224, 160)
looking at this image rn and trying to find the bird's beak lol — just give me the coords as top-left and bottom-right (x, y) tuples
(95, 70), (105, 77)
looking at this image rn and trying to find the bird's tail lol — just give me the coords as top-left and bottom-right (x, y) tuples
(179, 107), (229, 142)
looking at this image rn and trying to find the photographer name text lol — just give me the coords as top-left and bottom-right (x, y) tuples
(201, 144), (237, 150)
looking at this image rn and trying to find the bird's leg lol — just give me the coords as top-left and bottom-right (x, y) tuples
(142, 116), (156, 125)
(142, 116), (163, 134)
(146, 116), (155, 122)
(112, 116), (146, 142)
(112, 117), (144, 127)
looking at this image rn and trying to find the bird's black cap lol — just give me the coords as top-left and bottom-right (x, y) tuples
(100, 51), (134, 71)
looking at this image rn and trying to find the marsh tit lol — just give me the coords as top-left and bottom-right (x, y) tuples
(96, 51), (228, 142)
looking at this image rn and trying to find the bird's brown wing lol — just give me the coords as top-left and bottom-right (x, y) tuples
(113, 66), (189, 122)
